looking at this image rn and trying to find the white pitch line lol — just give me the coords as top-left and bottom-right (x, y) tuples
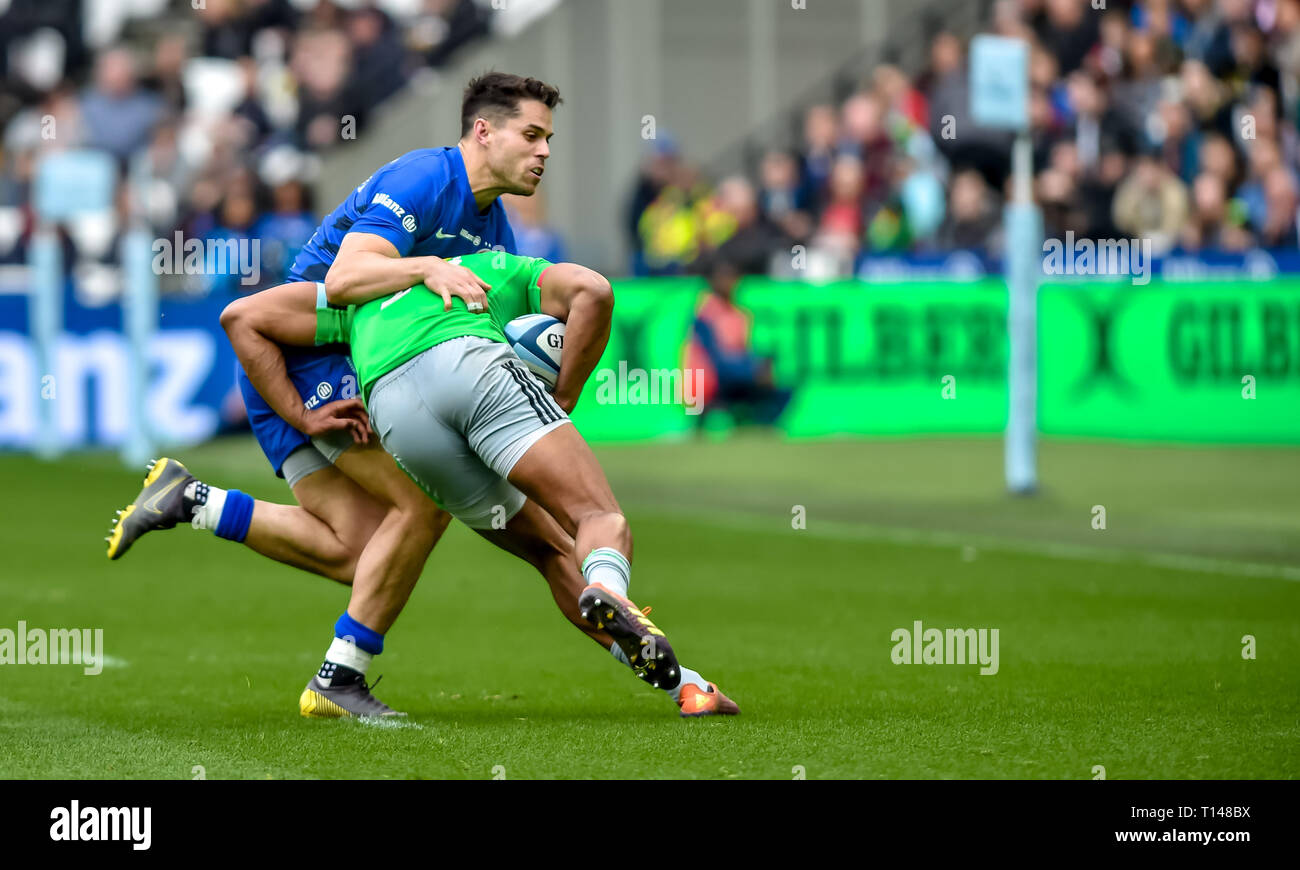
(636, 506), (1300, 583)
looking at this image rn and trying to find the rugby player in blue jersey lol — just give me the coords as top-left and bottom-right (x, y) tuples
(110, 73), (555, 709)
(107, 73), (738, 718)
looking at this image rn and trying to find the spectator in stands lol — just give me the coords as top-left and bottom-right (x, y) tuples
(935, 169), (999, 252)
(926, 30), (1014, 193)
(838, 93), (894, 211)
(1273, 0), (1300, 87)
(292, 27), (356, 149)
(871, 64), (927, 132)
(140, 34), (189, 117)
(1181, 170), (1253, 250)
(1197, 131), (1242, 189)
(1152, 98), (1200, 184)
(80, 48), (163, 163)
(1064, 71), (1136, 178)
(203, 171), (261, 295)
(198, 0), (298, 61)
(626, 136), (685, 274)
(800, 104), (839, 215)
(1091, 7), (1130, 81)
(1113, 151), (1191, 253)
(1180, 0), (1236, 75)
(252, 147), (317, 286)
(345, 6), (408, 114)
(1181, 58), (1234, 137)
(698, 176), (790, 275)
(1113, 29), (1165, 142)
(619, 0), (1300, 274)
(815, 155), (865, 260)
(758, 149), (813, 243)
(231, 56), (275, 144)
(139, 119), (193, 229)
(636, 158), (709, 276)
(1038, 160), (1088, 241)
(1036, 0), (1102, 76)
(1244, 87), (1299, 173)
(1257, 165), (1300, 247)
(685, 254), (792, 429)
(1226, 20), (1281, 98)
(423, 0), (492, 68)
(1237, 136), (1289, 229)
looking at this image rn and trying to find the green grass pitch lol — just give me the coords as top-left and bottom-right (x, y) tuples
(0, 434), (1296, 779)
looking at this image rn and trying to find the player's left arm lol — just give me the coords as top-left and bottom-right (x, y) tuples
(220, 283), (371, 443)
(537, 263), (613, 413)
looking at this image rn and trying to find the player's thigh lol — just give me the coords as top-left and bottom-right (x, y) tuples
(333, 439), (452, 536)
(505, 423), (622, 532)
(412, 337), (619, 529)
(366, 359), (512, 530)
(290, 462), (387, 552)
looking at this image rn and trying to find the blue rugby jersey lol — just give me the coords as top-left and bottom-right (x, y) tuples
(289, 145), (517, 282)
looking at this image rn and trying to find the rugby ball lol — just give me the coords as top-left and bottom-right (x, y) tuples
(505, 314), (564, 390)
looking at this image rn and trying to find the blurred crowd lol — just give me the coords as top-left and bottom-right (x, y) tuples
(0, 0), (493, 292)
(627, 0), (1300, 276)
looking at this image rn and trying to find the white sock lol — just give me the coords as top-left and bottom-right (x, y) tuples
(582, 547), (630, 598)
(669, 667), (709, 702)
(608, 643), (707, 700)
(186, 481), (227, 531)
(324, 636), (372, 678)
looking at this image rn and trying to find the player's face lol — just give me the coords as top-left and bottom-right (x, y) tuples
(489, 100), (553, 196)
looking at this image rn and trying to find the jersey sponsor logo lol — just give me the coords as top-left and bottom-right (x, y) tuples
(435, 228), (455, 239)
(402, 214), (417, 233)
(371, 192), (409, 221)
(460, 228), (482, 246)
(316, 381), (333, 400)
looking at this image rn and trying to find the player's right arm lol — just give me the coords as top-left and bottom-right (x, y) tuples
(220, 283), (371, 443)
(324, 232), (492, 311)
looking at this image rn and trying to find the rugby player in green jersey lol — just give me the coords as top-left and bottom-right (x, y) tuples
(129, 251), (739, 718)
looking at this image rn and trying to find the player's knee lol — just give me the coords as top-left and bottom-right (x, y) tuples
(390, 502), (448, 549)
(323, 540), (362, 585)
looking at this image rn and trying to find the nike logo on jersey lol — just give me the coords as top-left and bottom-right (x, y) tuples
(435, 228), (455, 239)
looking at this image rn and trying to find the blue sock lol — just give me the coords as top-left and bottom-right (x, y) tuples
(213, 490), (254, 542)
(334, 611), (384, 655)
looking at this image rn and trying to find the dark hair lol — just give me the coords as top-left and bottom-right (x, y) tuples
(460, 72), (562, 137)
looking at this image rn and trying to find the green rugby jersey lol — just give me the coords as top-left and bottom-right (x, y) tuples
(314, 251), (552, 399)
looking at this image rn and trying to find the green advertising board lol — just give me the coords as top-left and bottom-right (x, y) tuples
(569, 278), (1300, 444)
